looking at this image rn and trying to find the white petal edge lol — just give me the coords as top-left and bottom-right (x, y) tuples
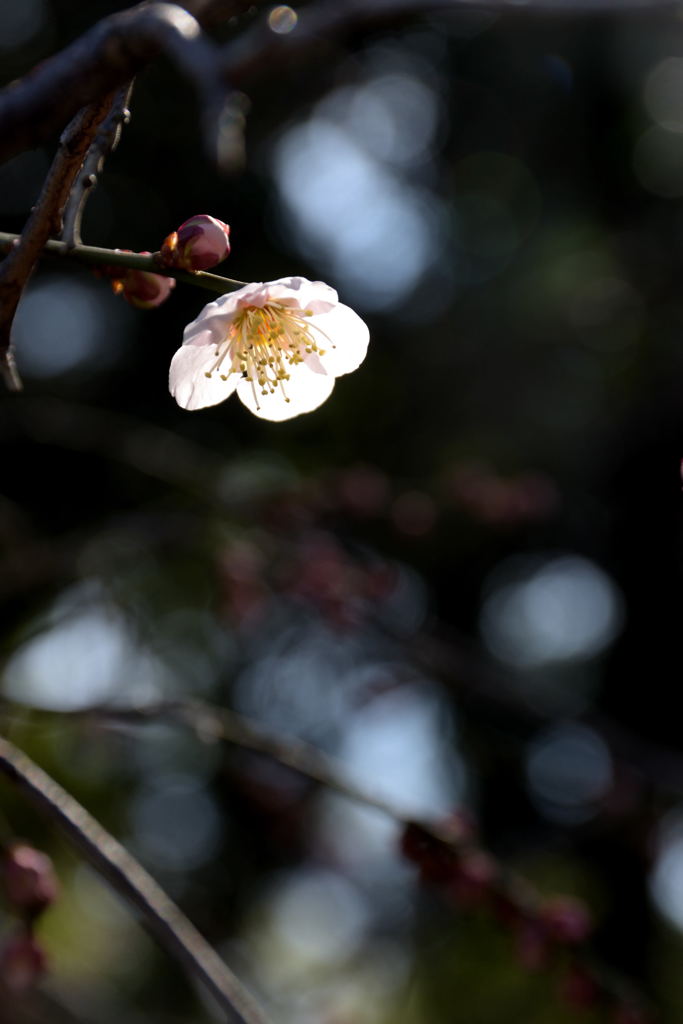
(308, 301), (370, 377)
(236, 362), (335, 421)
(260, 277), (338, 313)
(169, 342), (239, 410)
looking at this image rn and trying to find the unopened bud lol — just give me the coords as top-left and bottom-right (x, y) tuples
(2, 844), (59, 917)
(540, 896), (592, 944)
(560, 963), (599, 1009)
(514, 918), (548, 970)
(160, 215), (231, 271)
(613, 1005), (655, 1024)
(448, 849), (498, 907)
(0, 933), (46, 992)
(105, 252), (175, 309)
(400, 822), (458, 884)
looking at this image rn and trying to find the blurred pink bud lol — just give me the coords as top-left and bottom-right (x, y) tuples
(0, 933), (46, 991)
(2, 844), (59, 917)
(400, 822), (458, 884)
(560, 963), (600, 1009)
(541, 896), (592, 944)
(613, 1005), (655, 1024)
(448, 849), (498, 907)
(514, 919), (548, 970)
(160, 215), (231, 271)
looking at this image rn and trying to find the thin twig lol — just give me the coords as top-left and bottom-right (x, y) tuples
(105, 699), (422, 821)
(0, 96), (117, 390)
(0, 734), (271, 1024)
(0, 232), (246, 292)
(62, 83), (136, 249)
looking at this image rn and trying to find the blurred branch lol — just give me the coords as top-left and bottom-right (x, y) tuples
(40, 697), (652, 1020)
(99, 699), (420, 820)
(3, 394), (683, 816)
(222, 0), (682, 88)
(0, 3), (225, 165)
(61, 83), (136, 249)
(0, 232), (246, 292)
(180, 0), (266, 29)
(0, 97), (117, 391)
(0, 0), (678, 169)
(0, 736), (271, 1024)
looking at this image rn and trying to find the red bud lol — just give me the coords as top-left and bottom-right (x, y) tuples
(0, 933), (46, 992)
(159, 215), (231, 271)
(2, 844), (59, 918)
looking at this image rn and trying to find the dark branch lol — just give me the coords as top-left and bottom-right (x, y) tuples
(0, 0), (678, 167)
(19, 697), (651, 1018)
(0, 3), (222, 165)
(222, 0), (683, 88)
(0, 734), (271, 1024)
(0, 96), (117, 390)
(62, 83), (135, 249)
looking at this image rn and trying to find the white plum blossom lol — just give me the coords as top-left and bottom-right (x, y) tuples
(169, 276), (370, 421)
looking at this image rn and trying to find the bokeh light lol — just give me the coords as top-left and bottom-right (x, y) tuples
(268, 6), (298, 35)
(13, 275), (133, 378)
(480, 554), (624, 669)
(3, 583), (167, 710)
(525, 722), (613, 824)
(651, 809), (683, 934)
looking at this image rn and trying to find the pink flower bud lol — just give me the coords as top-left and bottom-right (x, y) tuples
(448, 849), (498, 907)
(400, 823), (458, 884)
(2, 844), (59, 917)
(540, 896), (592, 944)
(559, 963), (600, 1009)
(0, 933), (46, 992)
(116, 269), (175, 309)
(613, 1005), (655, 1024)
(160, 215), (231, 271)
(514, 918), (548, 970)
(101, 251), (175, 309)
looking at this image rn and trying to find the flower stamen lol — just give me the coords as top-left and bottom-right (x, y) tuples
(204, 302), (326, 399)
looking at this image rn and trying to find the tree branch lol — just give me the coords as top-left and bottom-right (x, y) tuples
(0, 0), (678, 168)
(62, 83), (135, 249)
(0, 3), (224, 166)
(29, 697), (652, 1018)
(0, 232), (246, 292)
(0, 96), (118, 390)
(0, 734), (271, 1024)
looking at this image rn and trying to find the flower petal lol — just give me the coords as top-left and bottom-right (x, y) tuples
(236, 362), (335, 421)
(169, 341), (238, 410)
(260, 277), (338, 314)
(308, 301), (370, 377)
(182, 283), (267, 340)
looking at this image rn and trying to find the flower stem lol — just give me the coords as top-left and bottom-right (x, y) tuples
(0, 231), (246, 294)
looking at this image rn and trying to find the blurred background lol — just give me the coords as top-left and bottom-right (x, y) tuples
(2, 0), (683, 1021)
